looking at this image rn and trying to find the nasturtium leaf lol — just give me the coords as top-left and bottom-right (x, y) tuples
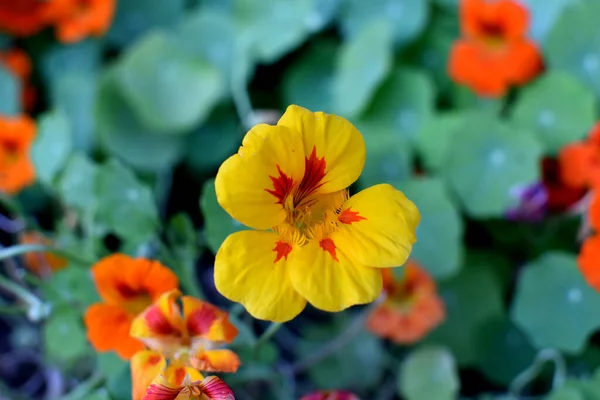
(283, 40), (337, 113)
(441, 117), (543, 218)
(523, 0), (572, 44)
(96, 67), (186, 171)
(43, 306), (89, 363)
(95, 159), (159, 244)
(545, 0), (600, 98)
(398, 178), (464, 279)
(512, 252), (600, 354)
(355, 120), (412, 189)
(0, 65), (20, 115)
(425, 262), (504, 365)
(475, 316), (536, 386)
(185, 106), (242, 173)
(361, 67), (435, 144)
(41, 267), (99, 309)
(87, 390), (112, 400)
(200, 178), (249, 254)
(298, 319), (386, 390)
(31, 111), (73, 186)
(340, 0), (429, 47)
(399, 346), (459, 400)
(118, 31), (224, 134)
(107, 0), (185, 47)
(332, 20), (393, 117)
(510, 72), (596, 154)
(545, 386), (586, 400)
(40, 40), (101, 83)
(56, 153), (98, 212)
(49, 71), (97, 152)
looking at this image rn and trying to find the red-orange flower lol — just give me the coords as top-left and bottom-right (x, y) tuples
(129, 290), (240, 400)
(448, 0), (543, 97)
(578, 194), (600, 292)
(0, 0), (50, 36)
(144, 372), (235, 400)
(19, 232), (67, 276)
(367, 261), (445, 344)
(0, 115), (36, 195)
(83, 254), (179, 360)
(50, 0), (116, 43)
(560, 122), (600, 190)
(301, 390), (360, 400)
(0, 49), (37, 111)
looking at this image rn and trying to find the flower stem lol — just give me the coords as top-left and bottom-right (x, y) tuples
(508, 348), (566, 398)
(254, 322), (283, 350)
(0, 243), (93, 266)
(0, 274), (48, 322)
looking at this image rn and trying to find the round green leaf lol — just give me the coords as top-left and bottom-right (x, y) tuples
(118, 31), (224, 134)
(399, 346), (459, 400)
(425, 261), (504, 365)
(441, 117), (543, 217)
(40, 40), (101, 83)
(200, 178), (249, 254)
(332, 20), (393, 117)
(546, 387), (586, 400)
(107, 0), (185, 47)
(512, 252), (600, 354)
(43, 307), (89, 363)
(56, 153), (98, 212)
(31, 111), (73, 186)
(0, 65), (20, 116)
(475, 316), (536, 386)
(283, 40), (337, 113)
(95, 159), (160, 244)
(398, 178), (464, 279)
(340, 0), (428, 47)
(96, 67), (186, 171)
(356, 120), (412, 189)
(511, 72), (596, 154)
(361, 67), (435, 144)
(544, 0), (600, 98)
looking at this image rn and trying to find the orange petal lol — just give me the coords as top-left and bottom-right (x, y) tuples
(559, 143), (594, 189)
(83, 303), (144, 360)
(131, 350), (166, 400)
(191, 349), (241, 373)
(163, 361), (204, 387)
(182, 296), (238, 343)
(579, 235), (600, 292)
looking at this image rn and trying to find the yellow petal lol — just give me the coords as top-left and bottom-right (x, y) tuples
(163, 361), (204, 386)
(277, 105), (366, 193)
(215, 123), (305, 230)
(288, 240), (382, 312)
(331, 184), (420, 268)
(130, 350), (166, 400)
(214, 230), (307, 322)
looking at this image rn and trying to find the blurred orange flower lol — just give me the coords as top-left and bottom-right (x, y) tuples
(448, 0), (543, 97)
(19, 232), (67, 276)
(83, 254), (179, 360)
(560, 122), (600, 190)
(367, 261), (445, 344)
(0, 0), (52, 36)
(130, 290), (240, 400)
(143, 373), (235, 400)
(0, 49), (37, 111)
(301, 390), (360, 400)
(51, 0), (116, 43)
(578, 194), (600, 292)
(0, 115), (36, 195)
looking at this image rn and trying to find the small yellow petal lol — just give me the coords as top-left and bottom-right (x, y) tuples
(214, 230), (307, 322)
(130, 350), (166, 400)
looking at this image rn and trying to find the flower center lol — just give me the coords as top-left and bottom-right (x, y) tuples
(478, 20), (507, 49)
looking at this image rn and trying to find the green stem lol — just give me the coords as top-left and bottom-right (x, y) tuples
(254, 322), (283, 350)
(60, 372), (105, 400)
(508, 348), (566, 399)
(0, 274), (48, 321)
(0, 244), (93, 266)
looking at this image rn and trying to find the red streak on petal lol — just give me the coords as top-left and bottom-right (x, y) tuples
(338, 208), (367, 224)
(265, 165), (294, 205)
(147, 354), (162, 366)
(144, 306), (179, 336)
(186, 304), (217, 337)
(115, 282), (148, 300)
(174, 368), (186, 385)
(273, 241), (293, 263)
(143, 384), (181, 400)
(199, 376), (236, 400)
(295, 147), (327, 207)
(319, 238), (339, 262)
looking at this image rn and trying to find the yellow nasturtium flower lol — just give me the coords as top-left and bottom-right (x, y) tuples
(214, 105), (420, 322)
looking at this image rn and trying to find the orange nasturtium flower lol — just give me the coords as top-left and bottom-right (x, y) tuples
(49, 0), (116, 43)
(301, 390), (360, 400)
(0, 0), (51, 36)
(578, 194), (600, 292)
(448, 0), (543, 97)
(84, 254), (179, 359)
(367, 262), (445, 344)
(143, 374), (235, 400)
(0, 115), (36, 195)
(130, 290), (240, 400)
(214, 105), (420, 322)
(19, 232), (67, 276)
(560, 122), (600, 190)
